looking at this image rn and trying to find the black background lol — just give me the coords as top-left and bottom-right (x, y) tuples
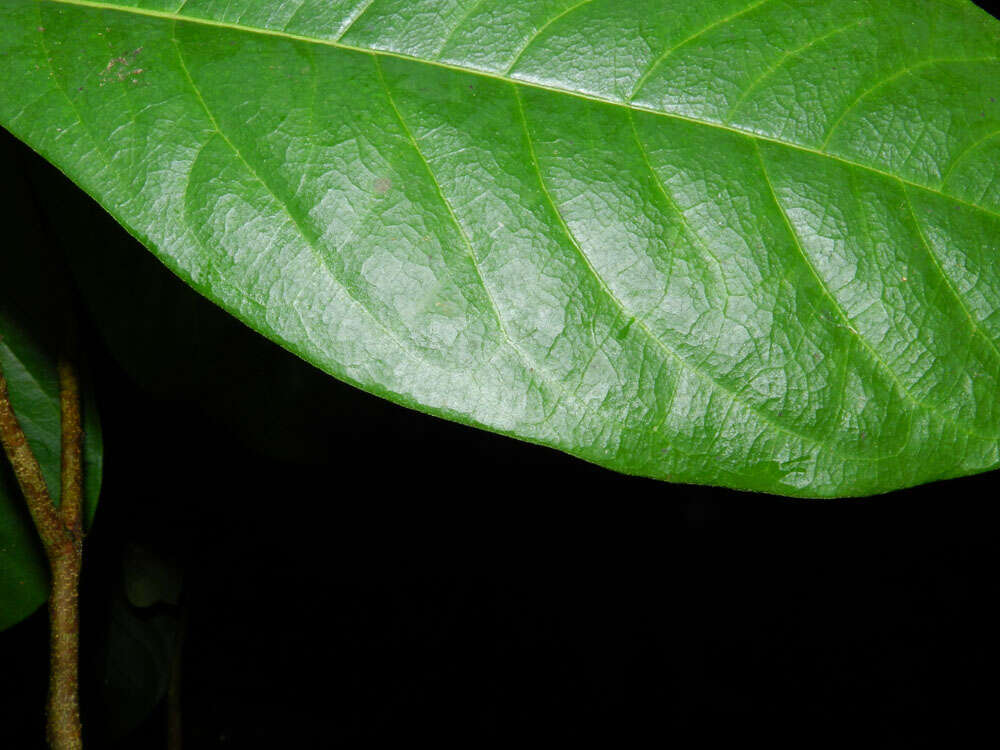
(3, 2), (1000, 745)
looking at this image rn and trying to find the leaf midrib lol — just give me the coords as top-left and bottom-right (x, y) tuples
(40, 0), (1000, 225)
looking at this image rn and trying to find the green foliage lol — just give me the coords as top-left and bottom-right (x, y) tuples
(1, 0), (999, 497)
(93, 589), (176, 738)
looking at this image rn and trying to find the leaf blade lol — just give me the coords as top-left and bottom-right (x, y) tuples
(2, 0), (998, 496)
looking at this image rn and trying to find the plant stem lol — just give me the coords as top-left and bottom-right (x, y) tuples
(0, 357), (85, 750)
(50, 347), (84, 750)
(46, 540), (82, 750)
(0, 371), (64, 554)
(58, 352), (84, 541)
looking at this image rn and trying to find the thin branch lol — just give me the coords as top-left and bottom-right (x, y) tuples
(0, 368), (63, 554)
(0, 351), (85, 750)
(58, 351), (83, 539)
(48, 344), (84, 750)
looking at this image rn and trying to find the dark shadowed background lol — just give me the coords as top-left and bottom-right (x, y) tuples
(2, 2), (1000, 742)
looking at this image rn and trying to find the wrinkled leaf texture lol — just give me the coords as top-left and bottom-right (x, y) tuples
(1, 0), (999, 497)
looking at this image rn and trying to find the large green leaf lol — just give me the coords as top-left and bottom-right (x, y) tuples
(1, 0), (998, 497)
(0, 140), (103, 630)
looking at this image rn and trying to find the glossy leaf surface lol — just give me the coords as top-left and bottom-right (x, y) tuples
(0, 144), (103, 630)
(1, 0), (999, 497)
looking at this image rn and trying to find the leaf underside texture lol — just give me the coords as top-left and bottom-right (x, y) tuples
(2, 0), (999, 497)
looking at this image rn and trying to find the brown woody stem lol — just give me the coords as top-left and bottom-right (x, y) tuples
(46, 540), (82, 750)
(0, 354), (85, 750)
(58, 352), (83, 541)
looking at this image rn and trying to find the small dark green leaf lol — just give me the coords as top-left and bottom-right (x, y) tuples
(93, 587), (177, 739)
(122, 543), (182, 608)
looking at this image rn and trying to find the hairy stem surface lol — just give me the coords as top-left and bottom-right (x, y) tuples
(0, 356), (85, 750)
